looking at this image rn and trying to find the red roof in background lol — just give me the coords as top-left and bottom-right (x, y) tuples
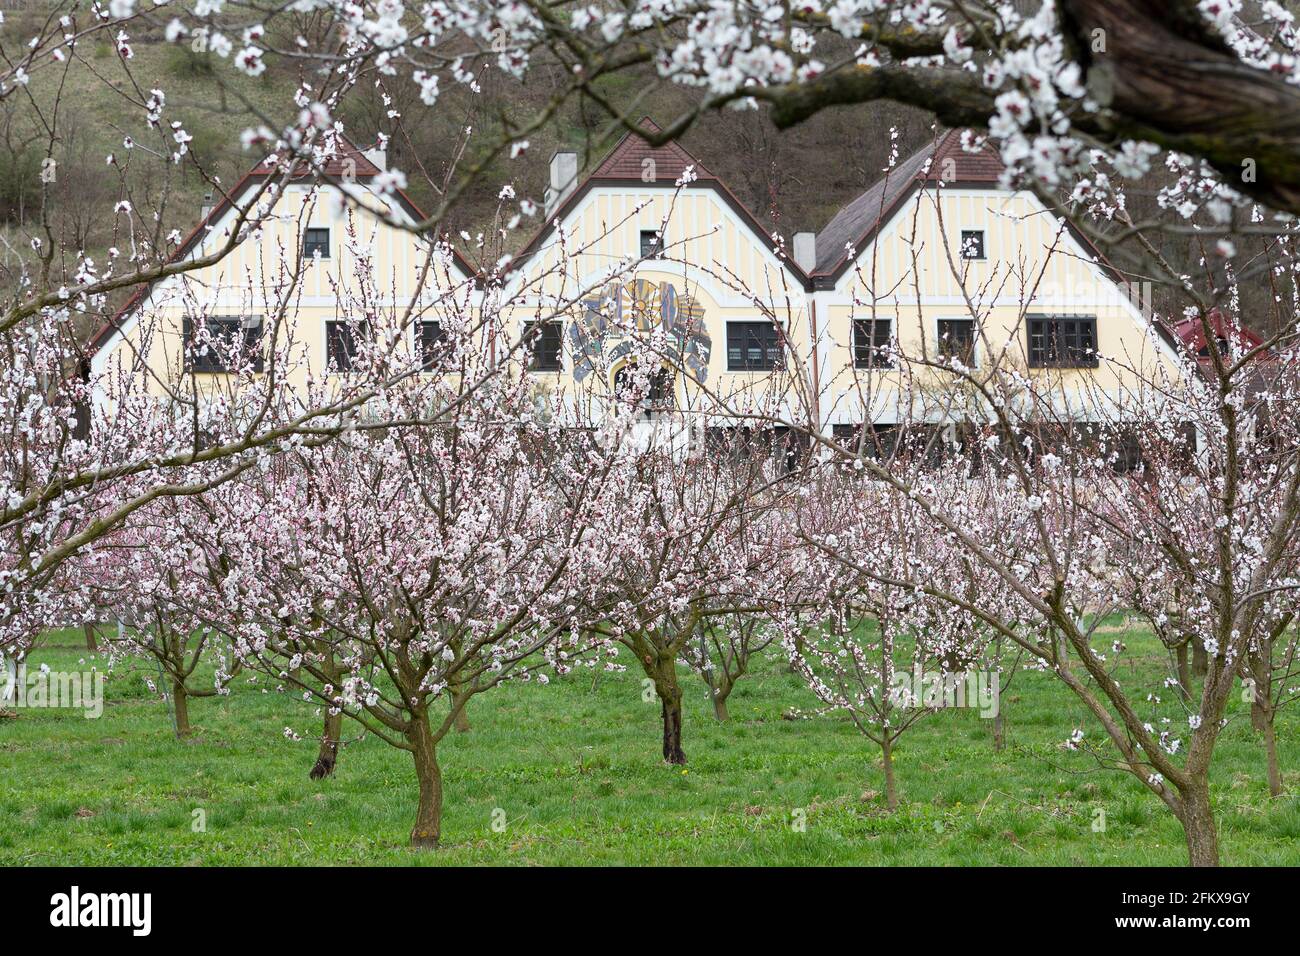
(589, 118), (718, 182)
(1174, 309), (1282, 399)
(1173, 308), (1267, 358)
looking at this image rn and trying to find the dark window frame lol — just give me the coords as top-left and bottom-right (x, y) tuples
(1027, 315), (1099, 369)
(852, 318), (894, 370)
(325, 319), (371, 372)
(832, 422), (900, 461)
(183, 315), (264, 373)
(639, 229), (663, 259)
(937, 317), (977, 366)
(525, 320), (563, 372)
(726, 320), (784, 371)
(418, 321), (449, 370)
(704, 425), (807, 472)
(304, 227), (330, 259)
(960, 229), (985, 260)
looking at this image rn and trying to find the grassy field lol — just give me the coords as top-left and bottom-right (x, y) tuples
(1, 629), (1297, 866)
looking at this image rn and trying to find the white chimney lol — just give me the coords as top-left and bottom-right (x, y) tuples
(200, 191), (214, 220)
(544, 151), (579, 218)
(364, 146), (387, 172)
(793, 232), (817, 273)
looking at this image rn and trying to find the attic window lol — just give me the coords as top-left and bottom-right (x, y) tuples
(304, 227), (330, 259)
(960, 230), (985, 260)
(640, 230), (663, 259)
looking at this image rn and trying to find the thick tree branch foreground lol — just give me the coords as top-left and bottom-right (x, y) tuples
(763, 0), (1300, 219)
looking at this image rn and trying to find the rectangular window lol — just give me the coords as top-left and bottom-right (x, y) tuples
(726, 321), (783, 371)
(640, 230), (662, 259)
(852, 319), (893, 369)
(1027, 315), (1098, 368)
(419, 321), (447, 370)
(326, 319), (370, 371)
(525, 320), (563, 371)
(937, 318), (976, 366)
(832, 423), (899, 460)
(304, 227), (330, 259)
(960, 230), (985, 260)
(183, 316), (264, 372)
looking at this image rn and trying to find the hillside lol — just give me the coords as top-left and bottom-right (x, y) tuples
(0, 29), (936, 314)
(0, 25), (1261, 334)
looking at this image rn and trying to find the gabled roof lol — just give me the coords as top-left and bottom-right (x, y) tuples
(812, 128), (1183, 353)
(814, 129), (1001, 275)
(510, 117), (809, 285)
(87, 133), (473, 357)
(589, 120), (719, 182)
(263, 134), (384, 179)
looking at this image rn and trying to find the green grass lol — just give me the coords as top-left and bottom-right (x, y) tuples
(1, 631), (1297, 865)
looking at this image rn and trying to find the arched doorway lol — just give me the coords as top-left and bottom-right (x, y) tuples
(613, 360), (673, 419)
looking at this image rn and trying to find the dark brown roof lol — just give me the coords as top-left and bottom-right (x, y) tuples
(257, 133), (384, 179)
(589, 118), (718, 182)
(814, 129), (1002, 274)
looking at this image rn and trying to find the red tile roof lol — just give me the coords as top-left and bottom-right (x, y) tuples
(589, 117), (718, 182)
(258, 132), (384, 179)
(928, 128), (1004, 184)
(1173, 308), (1266, 356)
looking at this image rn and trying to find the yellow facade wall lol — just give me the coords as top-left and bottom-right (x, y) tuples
(91, 182), (470, 404)
(92, 177), (1172, 432)
(817, 187), (1175, 425)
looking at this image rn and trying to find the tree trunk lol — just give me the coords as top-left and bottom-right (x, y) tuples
(655, 661), (686, 764)
(1179, 785), (1219, 867)
(451, 685), (471, 733)
(640, 651), (687, 764)
(1175, 641), (1191, 699)
(1060, 0), (1300, 220)
(406, 716), (443, 849)
(1192, 641), (1208, 677)
(1262, 718), (1282, 799)
(992, 707), (1005, 752)
(171, 679), (192, 738)
(1248, 645), (1281, 798)
(711, 682), (731, 722)
(83, 622), (98, 652)
(1252, 698), (1282, 798)
(660, 685), (686, 764)
(787, 633), (805, 673)
(881, 735), (899, 811)
(310, 708), (343, 780)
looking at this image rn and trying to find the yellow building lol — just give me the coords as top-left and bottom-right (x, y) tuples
(87, 135), (476, 411)
(89, 123), (1180, 448)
